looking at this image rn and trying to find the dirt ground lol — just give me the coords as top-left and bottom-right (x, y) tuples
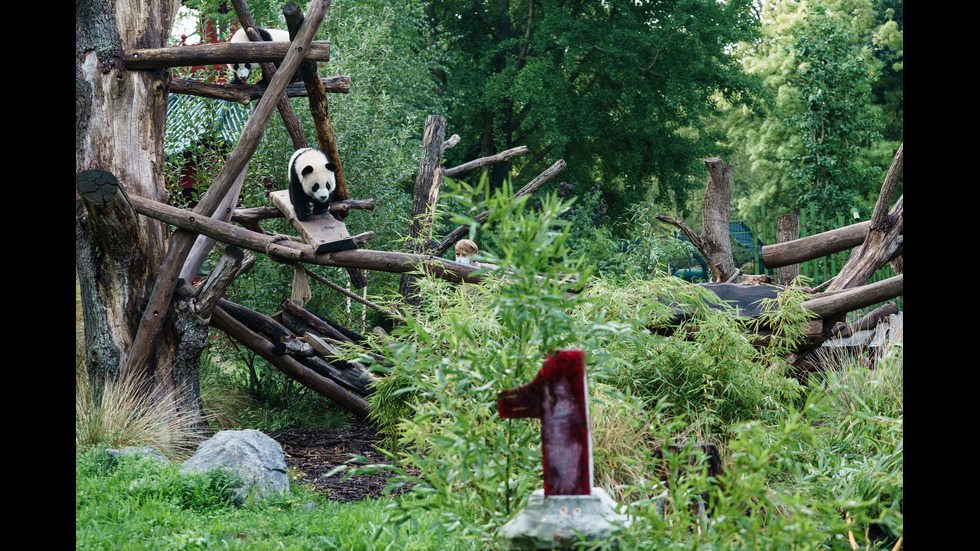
(266, 420), (408, 502)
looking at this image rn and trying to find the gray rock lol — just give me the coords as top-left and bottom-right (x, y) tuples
(497, 487), (631, 550)
(180, 429), (289, 504)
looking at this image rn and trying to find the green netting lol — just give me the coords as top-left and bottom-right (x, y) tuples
(164, 94), (252, 156)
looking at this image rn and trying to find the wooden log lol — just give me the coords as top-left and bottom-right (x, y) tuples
(285, 0), (346, 201)
(399, 115), (448, 307)
(300, 266), (403, 320)
(301, 331), (376, 383)
(827, 143), (904, 292)
(122, 41), (332, 70)
(127, 190), (484, 282)
(762, 221), (874, 270)
(232, 199), (374, 223)
(831, 302), (899, 340)
(276, 336), (316, 357)
(269, 190), (357, 254)
(192, 245), (245, 319)
(406, 115), (447, 246)
(443, 134), (461, 151)
(433, 159), (567, 257)
(179, 164), (247, 285)
(210, 305), (370, 418)
(443, 146), (530, 178)
(655, 159), (736, 283)
(217, 299), (374, 395)
(801, 274), (904, 319)
(125, 1), (330, 381)
(169, 76), (349, 104)
(281, 299), (358, 343)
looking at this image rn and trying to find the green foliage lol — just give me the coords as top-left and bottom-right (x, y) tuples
(614, 285), (805, 441)
(429, 0), (765, 219)
(716, 0), (902, 220)
(76, 446), (478, 550)
(358, 178), (617, 545)
(790, 3), (884, 218)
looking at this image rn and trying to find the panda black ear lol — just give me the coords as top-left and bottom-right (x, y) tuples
(301, 165), (314, 176)
(326, 163), (337, 172)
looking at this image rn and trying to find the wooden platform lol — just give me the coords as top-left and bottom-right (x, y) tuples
(270, 190), (357, 254)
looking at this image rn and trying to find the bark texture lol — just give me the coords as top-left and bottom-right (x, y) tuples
(76, 0), (181, 394)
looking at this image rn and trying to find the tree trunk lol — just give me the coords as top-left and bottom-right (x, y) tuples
(398, 115), (447, 308)
(700, 158), (736, 282)
(76, 0), (182, 396)
(775, 214), (800, 285)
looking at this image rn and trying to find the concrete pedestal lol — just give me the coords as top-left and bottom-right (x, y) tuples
(496, 487), (631, 550)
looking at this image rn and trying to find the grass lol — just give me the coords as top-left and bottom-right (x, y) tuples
(75, 446), (479, 550)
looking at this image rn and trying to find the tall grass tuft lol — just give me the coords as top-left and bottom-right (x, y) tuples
(75, 367), (207, 461)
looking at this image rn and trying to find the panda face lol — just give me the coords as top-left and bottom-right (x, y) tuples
(230, 62), (257, 83)
(301, 164), (335, 203)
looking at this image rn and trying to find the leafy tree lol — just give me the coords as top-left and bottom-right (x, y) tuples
(790, 2), (883, 218)
(425, 0), (765, 224)
(717, 0), (902, 219)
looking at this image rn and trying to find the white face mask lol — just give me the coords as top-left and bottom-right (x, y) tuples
(456, 257), (471, 265)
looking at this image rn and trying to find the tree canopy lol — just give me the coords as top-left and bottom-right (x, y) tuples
(718, 0), (903, 220)
(425, 0), (765, 222)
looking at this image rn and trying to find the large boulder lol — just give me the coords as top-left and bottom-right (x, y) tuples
(180, 429), (288, 504)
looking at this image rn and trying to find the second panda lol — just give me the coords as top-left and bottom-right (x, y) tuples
(288, 148), (338, 221)
(227, 27), (302, 84)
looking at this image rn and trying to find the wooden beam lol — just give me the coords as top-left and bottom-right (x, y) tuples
(169, 76), (351, 104)
(762, 221), (873, 270)
(433, 159), (567, 257)
(210, 305), (370, 419)
(122, 41), (332, 69)
(269, 190), (357, 254)
(126, 191), (484, 283)
(802, 274), (904, 319)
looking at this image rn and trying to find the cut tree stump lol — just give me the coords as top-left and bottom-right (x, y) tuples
(270, 190), (357, 254)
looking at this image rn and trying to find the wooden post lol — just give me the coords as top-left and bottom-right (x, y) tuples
(497, 350), (593, 496)
(700, 158), (736, 282)
(775, 214), (800, 286)
(398, 115), (447, 308)
(284, 0), (346, 199)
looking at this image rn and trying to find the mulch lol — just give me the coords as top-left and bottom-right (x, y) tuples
(265, 419), (409, 502)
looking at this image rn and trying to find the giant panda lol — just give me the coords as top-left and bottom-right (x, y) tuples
(227, 27), (302, 84)
(288, 148), (338, 221)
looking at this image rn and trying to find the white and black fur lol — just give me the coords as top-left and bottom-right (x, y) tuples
(288, 148), (338, 220)
(228, 27), (302, 84)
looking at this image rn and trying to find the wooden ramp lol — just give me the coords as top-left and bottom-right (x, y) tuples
(270, 190), (357, 254)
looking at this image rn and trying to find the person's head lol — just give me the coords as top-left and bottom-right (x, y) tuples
(455, 239), (479, 264)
